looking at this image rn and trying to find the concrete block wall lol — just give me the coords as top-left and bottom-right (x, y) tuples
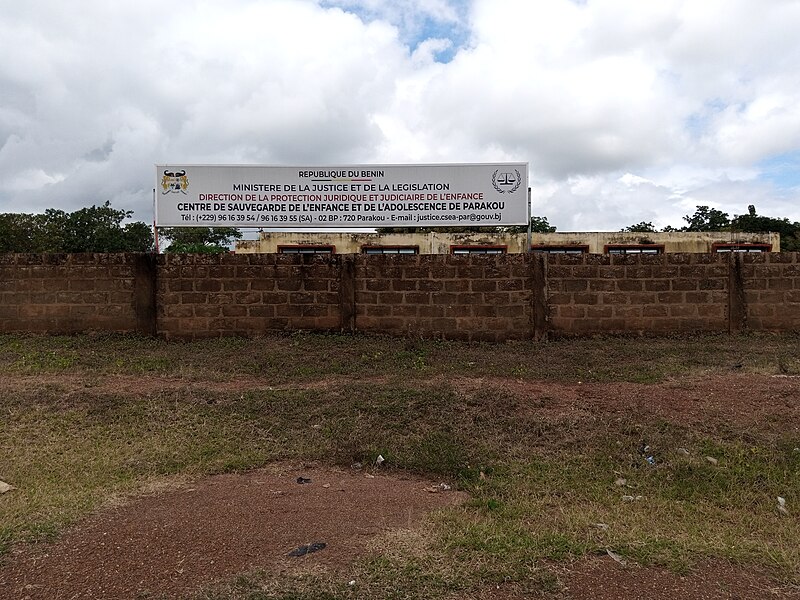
(2, 252), (800, 340)
(546, 253), (731, 335)
(353, 254), (539, 342)
(156, 253), (343, 340)
(0, 253), (155, 335)
(740, 253), (800, 331)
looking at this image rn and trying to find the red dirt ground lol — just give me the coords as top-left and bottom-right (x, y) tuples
(2, 373), (799, 599)
(2, 465), (466, 599)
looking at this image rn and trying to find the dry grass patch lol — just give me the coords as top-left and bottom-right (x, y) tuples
(1, 332), (799, 598)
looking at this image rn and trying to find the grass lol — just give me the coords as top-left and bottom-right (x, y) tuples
(1, 330), (799, 382)
(0, 331), (799, 598)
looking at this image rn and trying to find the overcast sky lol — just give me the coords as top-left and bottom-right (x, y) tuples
(2, 0), (799, 232)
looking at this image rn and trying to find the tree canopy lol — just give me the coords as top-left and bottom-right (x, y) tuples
(0, 202), (153, 253)
(731, 205), (800, 251)
(682, 206), (731, 232)
(621, 221), (656, 233)
(159, 227), (242, 253)
(621, 205), (800, 250)
(504, 216), (557, 234)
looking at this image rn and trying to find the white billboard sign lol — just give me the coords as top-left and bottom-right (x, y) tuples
(155, 163), (528, 228)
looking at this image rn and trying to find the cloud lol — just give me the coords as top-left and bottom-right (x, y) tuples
(1, 0), (411, 213)
(1, 0), (799, 230)
(321, 0), (469, 55)
(535, 169), (799, 232)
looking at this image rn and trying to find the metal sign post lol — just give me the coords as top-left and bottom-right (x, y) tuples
(526, 186), (532, 253)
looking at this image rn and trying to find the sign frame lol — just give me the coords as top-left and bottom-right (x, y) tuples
(155, 163), (529, 229)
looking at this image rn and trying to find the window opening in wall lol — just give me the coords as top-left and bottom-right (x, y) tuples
(712, 243), (772, 253)
(530, 245), (589, 254)
(604, 244), (664, 255)
(277, 245), (336, 254)
(361, 245), (419, 255)
(450, 245), (507, 255)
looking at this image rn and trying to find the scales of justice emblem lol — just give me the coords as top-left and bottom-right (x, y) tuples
(491, 169), (522, 194)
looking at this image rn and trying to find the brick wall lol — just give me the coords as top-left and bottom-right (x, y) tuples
(0, 253), (154, 334)
(157, 253), (343, 340)
(353, 255), (538, 342)
(546, 253), (731, 335)
(740, 253), (800, 331)
(2, 252), (800, 340)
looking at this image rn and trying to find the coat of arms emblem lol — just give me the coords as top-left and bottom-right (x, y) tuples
(161, 169), (189, 195)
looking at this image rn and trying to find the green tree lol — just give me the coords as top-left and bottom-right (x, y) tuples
(0, 213), (40, 252)
(683, 206), (731, 231)
(37, 209), (70, 251)
(504, 216), (557, 234)
(621, 221), (656, 233)
(731, 205), (800, 251)
(159, 227), (242, 253)
(0, 202), (153, 252)
(61, 202), (153, 252)
(121, 222), (158, 252)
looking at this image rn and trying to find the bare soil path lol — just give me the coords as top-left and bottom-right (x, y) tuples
(2, 465), (466, 599)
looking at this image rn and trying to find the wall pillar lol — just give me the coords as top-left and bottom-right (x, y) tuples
(532, 253), (548, 341)
(728, 253), (747, 333)
(339, 255), (356, 333)
(133, 253), (157, 336)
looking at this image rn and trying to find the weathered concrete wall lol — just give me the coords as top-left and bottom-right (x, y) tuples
(236, 231), (780, 254)
(237, 231), (530, 254)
